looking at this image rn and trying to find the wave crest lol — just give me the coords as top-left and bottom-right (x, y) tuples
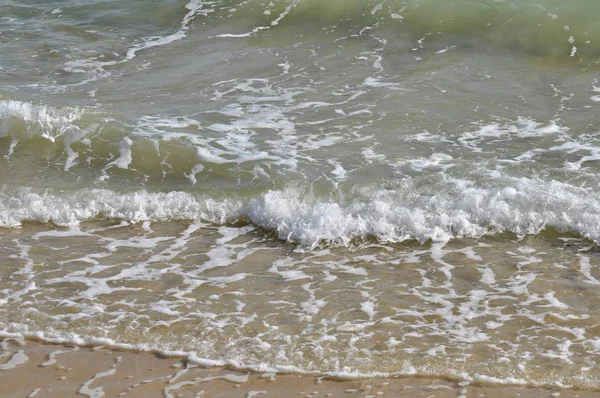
(2, 179), (599, 248)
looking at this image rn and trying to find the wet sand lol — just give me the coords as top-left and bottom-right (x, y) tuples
(0, 337), (598, 398)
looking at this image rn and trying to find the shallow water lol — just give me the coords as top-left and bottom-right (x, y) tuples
(2, 0), (600, 389)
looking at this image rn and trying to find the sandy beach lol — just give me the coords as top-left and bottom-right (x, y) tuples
(0, 337), (598, 398)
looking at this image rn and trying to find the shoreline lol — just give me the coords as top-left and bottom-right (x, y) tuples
(1, 337), (599, 397)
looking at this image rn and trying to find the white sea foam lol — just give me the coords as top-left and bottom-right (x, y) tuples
(1, 174), (600, 248)
(0, 330), (542, 388)
(247, 179), (600, 247)
(0, 349), (28, 370)
(213, 1), (297, 38)
(61, 0), (216, 86)
(0, 100), (84, 142)
(125, 0), (216, 60)
(78, 358), (119, 398)
(106, 137), (133, 169)
(0, 100), (99, 171)
(0, 188), (242, 228)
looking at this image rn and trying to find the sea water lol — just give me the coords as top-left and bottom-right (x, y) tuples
(2, 0), (600, 389)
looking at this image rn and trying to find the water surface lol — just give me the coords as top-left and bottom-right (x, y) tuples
(2, 0), (600, 389)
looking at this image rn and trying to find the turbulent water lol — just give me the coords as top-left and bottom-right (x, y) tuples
(2, 0), (600, 389)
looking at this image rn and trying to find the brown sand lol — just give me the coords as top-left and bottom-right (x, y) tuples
(0, 337), (598, 398)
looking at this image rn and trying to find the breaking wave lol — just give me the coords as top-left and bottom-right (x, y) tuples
(2, 179), (599, 248)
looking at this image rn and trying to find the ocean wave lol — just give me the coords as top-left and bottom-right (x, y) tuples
(1, 179), (599, 248)
(0, 99), (294, 180)
(205, 0), (600, 58)
(0, 100), (85, 143)
(0, 188), (241, 228)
